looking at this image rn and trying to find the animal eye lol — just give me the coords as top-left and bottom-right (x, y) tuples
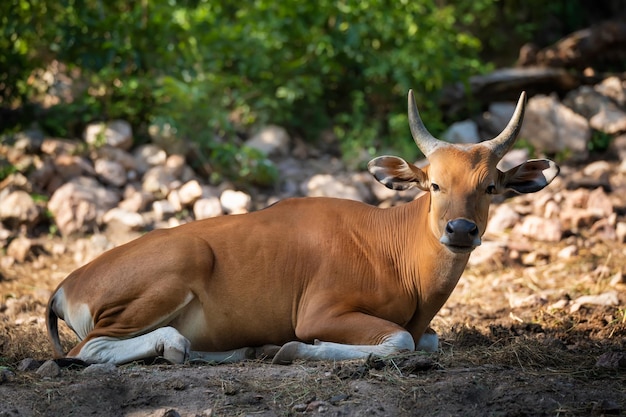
(486, 185), (496, 194)
(431, 183), (440, 192)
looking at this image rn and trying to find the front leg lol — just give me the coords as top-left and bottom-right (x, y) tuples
(272, 310), (415, 365)
(272, 331), (414, 364)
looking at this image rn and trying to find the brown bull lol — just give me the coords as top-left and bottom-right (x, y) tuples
(46, 90), (559, 365)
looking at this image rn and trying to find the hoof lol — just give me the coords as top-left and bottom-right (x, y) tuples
(271, 341), (302, 365)
(256, 344), (282, 360)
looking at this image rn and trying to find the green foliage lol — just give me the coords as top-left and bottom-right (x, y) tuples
(208, 144), (278, 187)
(588, 130), (612, 153)
(2, 0), (497, 181)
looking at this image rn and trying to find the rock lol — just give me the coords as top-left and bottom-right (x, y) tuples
(496, 148), (530, 171)
(564, 86), (626, 134)
(94, 158), (127, 187)
(616, 222), (626, 243)
(302, 174), (366, 202)
(193, 197), (223, 220)
(48, 176), (121, 236)
(557, 245), (578, 259)
(220, 190), (251, 214)
(84, 120), (133, 150)
(152, 200), (177, 221)
(587, 187), (613, 217)
(167, 189), (183, 212)
(595, 76), (626, 107)
(485, 204), (520, 236)
(28, 157), (56, 193)
(520, 94), (590, 160)
(36, 360), (61, 378)
(590, 217), (617, 241)
(178, 180), (203, 206)
(93, 146), (137, 171)
(82, 363), (117, 375)
(0, 367), (15, 384)
(514, 216), (562, 242)
(40, 138), (81, 156)
(73, 234), (113, 265)
(483, 102), (516, 136)
(52, 154), (95, 180)
(0, 223), (11, 248)
(143, 166), (178, 197)
(610, 134), (626, 161)
(6, 236), (33, 263)
(10, 128), (45, 153)
(246, 125), (290, 156)
(441, 120), (480, 144)
(468, 241), (506, 267)
(133, 144), (167, 174)
(0, 190), (40, 227)
(17, 358), (42, 372)
(164, 154), (187, 179)
(103, 208), (145, 231)
(118, 188), (154, 213)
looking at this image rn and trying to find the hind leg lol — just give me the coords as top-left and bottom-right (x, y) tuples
(70, 326), (191, 364)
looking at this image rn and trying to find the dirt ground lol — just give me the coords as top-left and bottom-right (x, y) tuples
(1, 228), (625, 416)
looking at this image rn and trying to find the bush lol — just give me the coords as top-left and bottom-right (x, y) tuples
(2, 0), (499, 177)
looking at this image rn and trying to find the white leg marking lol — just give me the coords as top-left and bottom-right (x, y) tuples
(416, 332), (439, 352)
(273, 331), (415, 364)
(75, 327), (191, 365)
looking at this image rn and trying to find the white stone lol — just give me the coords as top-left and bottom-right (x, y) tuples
(246, 125), (290, 156)
(441, 120), (480, 144)
(194, 197), (223, 220)
(302, 174), (365, 202)
(514, 215), (562, 242)
(152, 200), (177, 221)
(616, 222), (626, 243)
(133, 144), (167, 174)
(178, 180), (203, 206)
(0, 190), (39, 225)
(497, 148), (530, 172)
(48, 176), (121, 236)
(6, 236), (32, 263)
(485, 204), (520, 237)
(94, 159), (127, 187)
(557, 245), (578, 259)
(103, 208), (145, 230)
(118, 190), (154, 213)
(520, 94), (590, 160)
(84, 120), (133, 150)
(142, 166), (177, 197)
(220, 190), (251, 214)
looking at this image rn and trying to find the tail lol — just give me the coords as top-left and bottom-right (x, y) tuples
(46, 291), (66, 358)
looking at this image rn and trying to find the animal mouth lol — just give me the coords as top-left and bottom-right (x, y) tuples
(444, 243), (476, 254)
(439, 236), (481, 254)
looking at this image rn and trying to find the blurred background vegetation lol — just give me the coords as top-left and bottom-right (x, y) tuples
(0, 0), (618, 180)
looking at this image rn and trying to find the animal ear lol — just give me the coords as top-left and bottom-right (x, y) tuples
(368, 156), (429, 191)
(497, 159), (559, 194)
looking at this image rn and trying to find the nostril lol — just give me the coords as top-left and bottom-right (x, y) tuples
(446, 219), (478, 236)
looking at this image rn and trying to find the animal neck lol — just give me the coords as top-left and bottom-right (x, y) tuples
(386, 194), (471, 298)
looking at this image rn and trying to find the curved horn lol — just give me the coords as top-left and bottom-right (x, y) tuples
(408, 89), (443, 157)
(485, 91), (527, 159)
